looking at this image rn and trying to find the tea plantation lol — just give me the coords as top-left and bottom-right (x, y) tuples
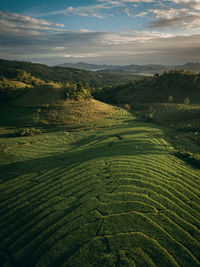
(0, 106), (200, 266)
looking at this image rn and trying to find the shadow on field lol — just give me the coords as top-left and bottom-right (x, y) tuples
(0, 128), (166, 182)
(71, 124), (163, 149)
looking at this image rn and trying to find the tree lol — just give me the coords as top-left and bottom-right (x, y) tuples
(168, 95), (173, 103)
(64, 81), (92, 100)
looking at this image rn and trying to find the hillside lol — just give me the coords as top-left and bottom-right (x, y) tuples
(0, 59), (135, 88)
(95, 70), (200, 104)
(0, 59), (200, 266)
(13, 85), (65, 106)
(1, 110), (200, 266)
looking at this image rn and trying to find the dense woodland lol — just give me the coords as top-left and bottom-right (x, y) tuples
(94, 70), (200, 104)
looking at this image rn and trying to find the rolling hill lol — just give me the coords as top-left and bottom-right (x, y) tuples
(1, 109), (200, 266)
(0, 59), (200, 266)
(0, 59), (135, 88)
(95, 70), (200, 104)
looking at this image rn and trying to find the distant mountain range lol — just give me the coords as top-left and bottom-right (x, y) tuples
(58, 62), (200, 74)
(0, 59), (136, 88)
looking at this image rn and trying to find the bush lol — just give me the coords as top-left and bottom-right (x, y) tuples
(175, 149), (200, 168)
(123, 104), (131, 110)
(184, 97), (190, 104)
(168, 96), (173, 103)
(15, 127), (41, 137)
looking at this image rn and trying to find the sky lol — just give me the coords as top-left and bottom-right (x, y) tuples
(0, 0), (200, 65)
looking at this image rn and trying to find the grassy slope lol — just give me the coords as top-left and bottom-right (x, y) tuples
(0, 109), (200, 266)
(0, 100), (118, 130)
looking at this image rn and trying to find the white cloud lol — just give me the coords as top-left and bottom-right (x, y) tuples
(149, 8), (188, 19)
(64, 53), (101, 58)
(0, 11), (67, 35)
(149, 7), (200, 28)
(100, 31), (175, 45)
(135, 11), (148, 17)
(65, 2), (124, 18)
(53, 47), (66, 51)
(80, 29), (94, 32)
(123, 8), (132, 16)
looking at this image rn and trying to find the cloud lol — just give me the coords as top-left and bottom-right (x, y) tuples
(98, 0), (199, 2)
(96, 0), (200, 28)
(80, 29), (94, 33)
(52, 47), (66, 51)
(98, 0), (155, 2)
(0, 7), (199, 65)
(100, 31), (174, 45)
(60, 2), (124, 19)
(64, 53), (101, 58)
(1, 18), (199, 65)
(135, 11), (148, 17)
(0, 11), (68, 35)
(149, 8), (200, 28)
(37, 1), (127, 19)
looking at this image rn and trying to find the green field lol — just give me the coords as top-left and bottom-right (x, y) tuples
(1, 105), (200, 266)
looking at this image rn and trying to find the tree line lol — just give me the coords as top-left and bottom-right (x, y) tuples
(94, 70), (200, 104)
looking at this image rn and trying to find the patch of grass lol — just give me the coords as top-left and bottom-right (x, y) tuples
(0, 104), (40, 127)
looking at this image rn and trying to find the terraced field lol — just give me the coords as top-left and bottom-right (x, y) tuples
(134, 103), (200, 131)
(1, 110), (200, 266)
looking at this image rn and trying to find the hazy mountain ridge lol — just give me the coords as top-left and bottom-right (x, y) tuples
(58, 62), (200, 74)
(0, 59), (135, 87)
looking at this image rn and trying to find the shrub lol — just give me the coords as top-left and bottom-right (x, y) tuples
(168, 96), (173, 103)
(123, 104), (131, 110)
(175, 149), (200, 168)
(15, 127), (41, 137)
(184, 97), (190, 104)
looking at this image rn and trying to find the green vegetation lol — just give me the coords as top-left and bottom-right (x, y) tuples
(0, 76), (30, 102)
(1, 110), (200, 266)
(95, 70), (200, 104)
(64, 81), (92, 100)
(175, 149), (200, 168)
(0, 59), (136, 88)
(133, 103), (200, 130)
(0, 60), (200, 266)
(15, 128), (42, 137)
(132, 103), (200, 168)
